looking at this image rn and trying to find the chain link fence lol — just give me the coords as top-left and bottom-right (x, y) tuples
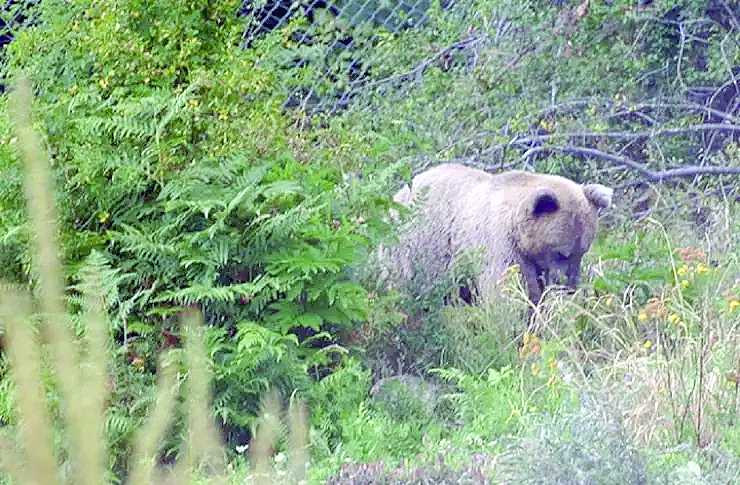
(239, 0), (514, 113)
(1, 0), (737, 183)
(237, 0), (740, 189)
(1, 0), (736, 184)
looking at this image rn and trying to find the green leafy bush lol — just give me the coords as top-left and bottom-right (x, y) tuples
(493, 402), (648, 485)
(0, 0), (397, 461)
(324, 460), (490, 485)
(433, 363), (573, 442)
(309, 356), (373, 455)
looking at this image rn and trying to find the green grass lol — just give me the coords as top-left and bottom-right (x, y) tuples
(4, 70), (740, 485)
(0, 79), (228, 485)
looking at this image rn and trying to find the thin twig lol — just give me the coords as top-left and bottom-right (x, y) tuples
(522, 144), (740, 182)
(452, 122), (740, 156)
(512, 123), (740, 147)
(321, 35), (490, 114)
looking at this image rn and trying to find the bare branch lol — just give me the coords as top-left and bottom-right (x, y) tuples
(448, 119), (740, 170)
(709, 73), (740, 110)
(657, 102), (737, 123)
(522, 145), (652, 176)
(323, 35), (493, 114)
(722, 0), (740, 31)
(619, 102), (740, 124)
(510, 123), (740, 148)
(647, 165), (740, 181)
(522, 144), (740, 182)
(537, 98), (740, 125)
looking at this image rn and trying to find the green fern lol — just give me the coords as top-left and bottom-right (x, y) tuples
(208, 321), (308, 431)
(154, 279), (283, 306)
(0, 0), (399, 458)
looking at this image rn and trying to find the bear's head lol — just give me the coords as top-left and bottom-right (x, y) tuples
(514, 179), (613, 303)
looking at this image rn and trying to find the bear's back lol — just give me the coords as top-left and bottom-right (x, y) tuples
(408, 165), (591, 216)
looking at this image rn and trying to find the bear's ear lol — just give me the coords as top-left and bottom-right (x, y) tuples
(532, 187), (559, 216)
(582, 183), (613, 209)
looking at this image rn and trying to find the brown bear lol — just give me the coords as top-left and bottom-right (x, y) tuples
(387, 163), (613, 303)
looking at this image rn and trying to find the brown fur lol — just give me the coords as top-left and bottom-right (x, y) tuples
(388, 163), (612, 303)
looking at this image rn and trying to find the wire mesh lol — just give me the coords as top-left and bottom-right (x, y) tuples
(237, 0), (740, 188)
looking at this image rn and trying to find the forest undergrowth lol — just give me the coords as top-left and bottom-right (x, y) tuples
(1, 0), (740, 484)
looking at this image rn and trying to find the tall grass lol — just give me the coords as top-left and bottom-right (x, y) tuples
(0, 78), (229, 485)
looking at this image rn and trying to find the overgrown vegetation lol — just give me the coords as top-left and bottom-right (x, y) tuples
(0, 78), (227, 485)
(1, 0), (740, 484)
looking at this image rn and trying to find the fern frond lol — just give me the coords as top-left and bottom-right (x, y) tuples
(73, 83), (201, 144)
(0, 224), (29, 244)
(153, 81), (201, 146)
(105, 410), (136, 439)
(153, 277), (283, 306)
(234, 321), (299, 357)
(78, 114), (154, 142)
(159, 161), (273, 224)
(113, 223), (182, 261)
(250, 198), (323, 245)
(266, 243), (346, 278)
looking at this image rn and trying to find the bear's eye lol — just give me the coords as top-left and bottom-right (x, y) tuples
(555, 252), (569, 263)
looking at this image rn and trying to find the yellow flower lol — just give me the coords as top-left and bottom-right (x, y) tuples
(520, 333), (541, 358)
(677, 264), (688, 276)
(680, 279), (690, 288)
(667, 313), (680, 324)
(522, 332), (532, 345)
(640, 298), (668, 320)
(696, 263), (709, 274)
(643, 339), (652, 349)
(728, 300), (740, 312)
(538, 119), (554, 132)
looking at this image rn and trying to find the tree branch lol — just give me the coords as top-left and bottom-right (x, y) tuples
(450, 122), (740, 157)
(324, 35), (491, 114)
(510, 123), (740, 148)
(620, 102), (740, 125)
(522, 144), (740, 182)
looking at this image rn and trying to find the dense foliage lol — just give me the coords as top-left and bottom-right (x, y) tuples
(0, 0), (400, 474)
(1, 0), (740, 483)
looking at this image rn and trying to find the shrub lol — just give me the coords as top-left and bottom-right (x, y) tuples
(0, 0), (397, 460)
(0, 78), (225, 485)
(493, 401), (648, 485)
